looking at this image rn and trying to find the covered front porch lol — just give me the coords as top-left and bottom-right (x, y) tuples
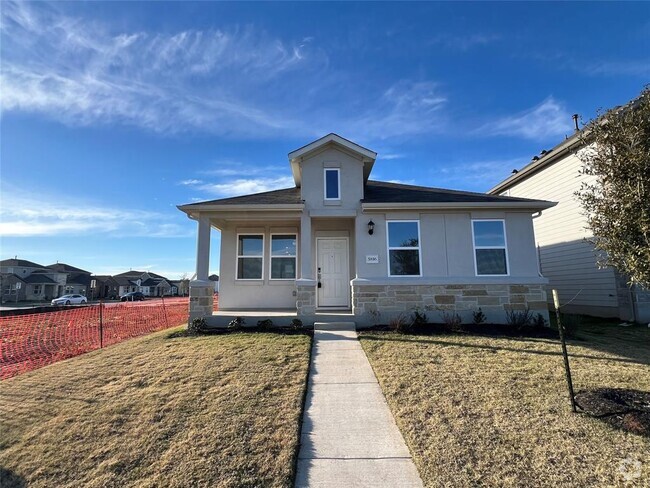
(186, 208), (362, 324)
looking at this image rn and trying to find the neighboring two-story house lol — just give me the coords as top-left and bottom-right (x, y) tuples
(47, 263), (92, 296)
(489, 127), (650, 324)
(179, 133), (555, 326)
(0, 258), (67, 302)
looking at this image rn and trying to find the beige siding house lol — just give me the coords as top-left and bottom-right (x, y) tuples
(489, 132), (650, 323)
(179, 134), (555, 326)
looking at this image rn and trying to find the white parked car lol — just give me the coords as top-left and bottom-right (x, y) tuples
(51, 294), (87, 306)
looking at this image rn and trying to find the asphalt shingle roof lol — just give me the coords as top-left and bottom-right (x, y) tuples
(0, 258), (45, 268)
(362, 180), (549, 204)
(47, 263), (91, 274)
(23, 274), (56, 284)
(180, 180), (549, 206)
(180, 186), (302, 206)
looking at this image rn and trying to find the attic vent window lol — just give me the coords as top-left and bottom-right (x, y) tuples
(324, 168), (340, 200)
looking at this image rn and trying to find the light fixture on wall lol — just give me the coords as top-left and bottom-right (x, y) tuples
(368, 220), (375, 235)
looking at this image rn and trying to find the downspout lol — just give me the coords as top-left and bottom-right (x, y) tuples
(532, 211), (544, 277)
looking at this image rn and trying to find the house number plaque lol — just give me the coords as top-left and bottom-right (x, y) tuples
(366, 255), (379, 264)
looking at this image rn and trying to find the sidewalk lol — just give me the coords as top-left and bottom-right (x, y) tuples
(295, 322), (423, 487)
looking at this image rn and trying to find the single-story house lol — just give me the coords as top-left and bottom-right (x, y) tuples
(489, 111), (650, 323)
(90, 275), (120, 300)
(178, 133), (556, 326)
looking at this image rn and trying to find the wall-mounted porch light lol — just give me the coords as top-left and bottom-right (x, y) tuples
(368, 220), (375, 235)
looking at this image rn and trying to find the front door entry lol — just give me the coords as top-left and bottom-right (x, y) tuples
(317, 238), (350, 308)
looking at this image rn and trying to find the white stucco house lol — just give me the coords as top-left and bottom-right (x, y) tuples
(179, 134), (556, 326)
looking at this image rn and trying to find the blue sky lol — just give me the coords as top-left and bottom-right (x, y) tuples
(1, 1), (648, 279)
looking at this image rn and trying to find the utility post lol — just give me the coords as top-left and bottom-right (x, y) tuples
(553, 289), (577, 413)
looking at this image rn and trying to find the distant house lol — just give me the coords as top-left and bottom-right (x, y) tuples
(489, 105), (649, 323)
(90, 275), (120, 300)
(179, 133), (554, 325)
(0, 258), (67, 301)
(47, 263), (92, 296)
(113, 271), (177, 297)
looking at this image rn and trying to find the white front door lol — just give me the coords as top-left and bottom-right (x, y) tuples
(317, 238), (350, 308)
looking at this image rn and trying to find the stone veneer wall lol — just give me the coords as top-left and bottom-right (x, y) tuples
(296, 285), (316, 316)
(352, 283), (549, 325)
(189, 283), (214, 322)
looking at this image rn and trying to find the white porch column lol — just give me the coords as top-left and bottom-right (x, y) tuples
(296, 213), (316, 316)
(300, 213), (312, 279)
(195, 214), (211, 281)
(189, 214), (214, 324)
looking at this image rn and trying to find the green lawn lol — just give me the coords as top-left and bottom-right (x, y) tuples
(359, 320), (649, 487)
(0, 328), (311, 488)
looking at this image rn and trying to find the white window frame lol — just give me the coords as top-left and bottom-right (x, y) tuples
(269, 233), (298, 281)
(33, 284), (42, 295)
(471, 219), (510, 276)
(386, 220), (422, 277)
(236, 233), (265, 281)
(324, 168), (341, 200)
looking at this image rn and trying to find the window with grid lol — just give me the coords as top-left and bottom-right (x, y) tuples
(472, 220), (509, 275)
(270, 235), (297, 280)
(237, 235), (264, 280)
(387, 221), (421, 276)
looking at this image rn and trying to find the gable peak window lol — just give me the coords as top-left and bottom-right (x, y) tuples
(324, 168), (340, 200)
(472, 220), (509, 276)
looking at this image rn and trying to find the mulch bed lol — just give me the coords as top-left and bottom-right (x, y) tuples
(575, 388), (650, 437)
(364, 323), (559, 339)
(168, 326), (313, 339)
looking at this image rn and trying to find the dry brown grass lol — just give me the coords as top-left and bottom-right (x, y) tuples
(359, 322), (650, 487)
(0, 328), (311, 488)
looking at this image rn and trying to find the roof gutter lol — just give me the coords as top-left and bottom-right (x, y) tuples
(361, 201), (556, 211)
(177, 203), (304, 214)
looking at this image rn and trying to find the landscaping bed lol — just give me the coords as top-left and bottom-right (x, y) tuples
(359, 322), (650, 486)
(0, 327), (311, 487)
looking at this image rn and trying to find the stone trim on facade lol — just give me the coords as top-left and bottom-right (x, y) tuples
(189, 281), (214, 322)
(352, 283), (549, 325)
(296, 284), (316, 316)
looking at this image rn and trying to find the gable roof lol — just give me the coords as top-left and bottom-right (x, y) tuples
(23, 274), (56, 284)
(288, 133), (377, 186)
(47, 263), (91, 274)
(363, 180), (551, 205)
(0, 258), (45, 268)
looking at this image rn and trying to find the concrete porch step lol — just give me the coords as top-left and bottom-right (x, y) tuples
(314, 322), (356, 331)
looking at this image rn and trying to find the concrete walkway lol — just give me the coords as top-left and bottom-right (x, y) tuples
(295, 323), (423, 487)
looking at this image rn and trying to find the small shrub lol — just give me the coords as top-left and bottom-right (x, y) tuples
(367, 308), (382, 325)
(228, 316), (245, 330)
(290, 318), (303, 329)
(505, 307), (534, 331)
(531, 313), (548, 329)
(257, 319), (273, 329)
(472, 308), (487, 325)
(440, 311), (463, 332)
(390, 313), (412, 334)
(411, 307), (428, 328)
(188, 317), (207, 335)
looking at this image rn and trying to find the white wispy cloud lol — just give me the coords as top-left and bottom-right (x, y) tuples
(179, 179), (203, 186)
(346, 80), (448, 140)
(0, 3), (457, 141)
(474, 97), (572, 140)
(186, 176), (295, 198)
(432, 157), (530, 191)
(0, 185), (192, 237)
(0, 2), (319, 137)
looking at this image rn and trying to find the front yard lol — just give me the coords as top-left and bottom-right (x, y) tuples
(0, 328), (311, 487)
(359, 321), (650, 487)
